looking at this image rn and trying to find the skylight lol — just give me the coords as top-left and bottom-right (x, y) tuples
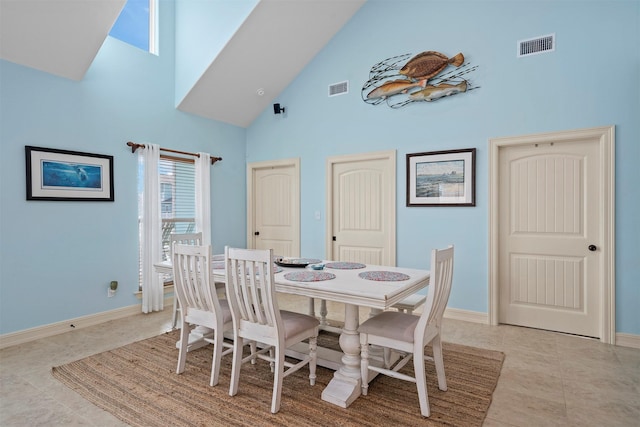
(109, 0), (158, 54)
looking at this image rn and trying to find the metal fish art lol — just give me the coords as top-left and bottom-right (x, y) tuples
(409, 80), (468, 102)
(361, 50), (478, 108)
(399, 51), (464, 80)
(366, 78), (427, 100)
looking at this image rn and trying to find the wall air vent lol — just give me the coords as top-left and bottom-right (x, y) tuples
(518, 33), (555, 57)
(329, 81), (349, 97)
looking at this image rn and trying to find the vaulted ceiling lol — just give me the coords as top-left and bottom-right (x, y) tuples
(0, 0), (365, 128)
(0, 0), (127, 81)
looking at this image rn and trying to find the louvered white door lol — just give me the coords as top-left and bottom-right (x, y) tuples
(248, 160), (300, 257)
(327, 151), (396, 265)
(498, 139), (601, 337)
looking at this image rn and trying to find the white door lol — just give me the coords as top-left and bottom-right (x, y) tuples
(247, 159), (300, 257)
(495, 129), (614, 339)
(326, 151), (396, 265)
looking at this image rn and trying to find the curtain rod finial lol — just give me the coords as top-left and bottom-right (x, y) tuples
(126, 141), (141, 153)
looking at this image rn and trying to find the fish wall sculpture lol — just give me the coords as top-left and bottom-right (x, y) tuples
(361, 50), (479, 108)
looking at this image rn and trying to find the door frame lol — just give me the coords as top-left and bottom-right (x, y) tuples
(488, 126), (615, 344)
(246, 158), (300, 255)
(325, 150), (396, 262)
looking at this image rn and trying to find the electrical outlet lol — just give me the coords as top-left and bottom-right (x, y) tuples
(108, 280), (118, 297)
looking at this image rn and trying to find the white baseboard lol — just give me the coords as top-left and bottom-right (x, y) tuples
(0, 297), (173, 350)
(616, 332), (640, 349)
(444, 307), (488, 324)
(3, 301), (637, 350)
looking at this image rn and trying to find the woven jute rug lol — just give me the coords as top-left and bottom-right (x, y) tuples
(52, 329), (504, 426)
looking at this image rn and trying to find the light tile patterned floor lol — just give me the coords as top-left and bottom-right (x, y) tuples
(1, 295), (638, 426)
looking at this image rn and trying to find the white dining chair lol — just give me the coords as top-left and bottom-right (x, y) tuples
(224, 247), (320, 414)
(358, 245), (454, 417)
(169, 232), (202, 329)
(392, 293), (426, 314)
(173, 243), (232, 386)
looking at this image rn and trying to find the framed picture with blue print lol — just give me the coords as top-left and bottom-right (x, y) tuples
(25, 146), (114, 201)
(406, 148), (475, 207)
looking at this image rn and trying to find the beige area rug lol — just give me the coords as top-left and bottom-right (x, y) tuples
(52, 329), (504, 427)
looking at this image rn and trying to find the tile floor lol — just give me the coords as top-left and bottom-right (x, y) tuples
(1, 295), (638, 426)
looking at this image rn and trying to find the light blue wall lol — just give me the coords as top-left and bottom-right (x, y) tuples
(1, 0), (638, 337)
(174, 0), (258, 105)
(246, 0), (640, 334)
(0, 1), (247, 335)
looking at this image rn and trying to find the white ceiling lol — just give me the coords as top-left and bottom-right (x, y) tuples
(0, 0), (127, 81)
(0, 0), (365, 128)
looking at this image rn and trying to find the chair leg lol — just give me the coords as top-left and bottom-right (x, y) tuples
(269, 347), (275, 373)
(360, 334), (369, 396)
(320, 299), (328, 326)
(176, 321), (189, 374)
(432, 335), (448, 391)
(383, 347), (392, 368)
(171, 296), (179, 329)
(308, 335), (317, 386)
(413, 347), (430, 417)
(249, 341), (257, 365)
(209, 329), (223, 386)
(228, 338), (243, 397)
(271, 346), (285, 414)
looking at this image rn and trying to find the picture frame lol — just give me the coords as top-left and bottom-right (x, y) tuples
(406, 148), (476, 207)
(25, 146), (114, 201)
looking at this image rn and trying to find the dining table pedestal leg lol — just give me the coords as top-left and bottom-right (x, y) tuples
(321, 303), (362, 408)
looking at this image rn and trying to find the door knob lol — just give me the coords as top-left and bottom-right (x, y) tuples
(254, 231), (260, 236)
(588, 244), (597, 252)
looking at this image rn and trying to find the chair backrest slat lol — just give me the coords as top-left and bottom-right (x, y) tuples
(170, 232), (202, 247)
(429, 246), (454, 326)
(173, 243), (221, 324)
(416, 245), (454, 338)
(225, 247), (281, 341)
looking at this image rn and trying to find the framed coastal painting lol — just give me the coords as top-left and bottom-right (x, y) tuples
(25, 146), (114, 201)
(406, 148), (475, 207)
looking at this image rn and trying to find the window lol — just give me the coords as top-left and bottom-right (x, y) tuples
(160, 157), (196, 240)
(138, 155), (195, 288)
(160, 183), (173, 214)
(109, 0), (158, 54)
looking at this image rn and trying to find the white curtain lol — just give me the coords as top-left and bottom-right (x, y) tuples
(139, 144), (163, 313)
(195, 152), (212, 246)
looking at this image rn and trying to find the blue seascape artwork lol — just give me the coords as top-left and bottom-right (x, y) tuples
(416, 160), (465, 198)
(42, 161), (102, 189)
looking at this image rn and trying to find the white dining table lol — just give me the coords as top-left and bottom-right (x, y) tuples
(154, 258), (430, 408)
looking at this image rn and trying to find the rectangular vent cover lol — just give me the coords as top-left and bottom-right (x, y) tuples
(329, 81), (349, 97)
(518, 33), (555, 57)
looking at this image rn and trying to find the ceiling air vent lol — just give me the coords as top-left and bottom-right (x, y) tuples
(329, 81), (349, 97)
(517, 33), (555, 57)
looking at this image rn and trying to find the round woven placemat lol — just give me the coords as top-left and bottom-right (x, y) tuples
(325, 262), (366, 270)
(358, 271), (410, 281)
(283, 271), (336, 282)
